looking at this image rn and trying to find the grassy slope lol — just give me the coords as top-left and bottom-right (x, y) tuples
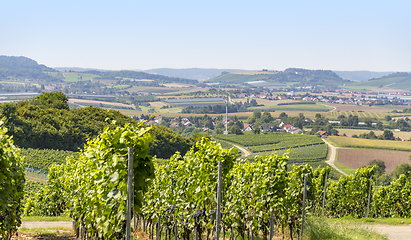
(345, 75), (411, 90)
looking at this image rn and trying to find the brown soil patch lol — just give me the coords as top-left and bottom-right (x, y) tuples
(13, 229), (75, 240)
(337, 148), (411, 173)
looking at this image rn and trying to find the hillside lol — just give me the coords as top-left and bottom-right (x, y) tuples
(0, 55), (61, 82)
(143, 68), (249, 81)
(207, 68), (351, 88)
(83, 70), (198, 84)
(334, 70), (395, 82)
(344, 72), (411, 91)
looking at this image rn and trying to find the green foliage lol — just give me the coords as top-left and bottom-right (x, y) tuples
(24, 164), (66, 217)
(22, 148), (79, 173)
(0, 93), (135, 151)
(326, 166), (376, 218)
(391, 163), (411, 179)
(0, 125), (25, 237)
(149, 125), (194, 159)
(142, 138), (237, 238)
(61, 122), (155, 238)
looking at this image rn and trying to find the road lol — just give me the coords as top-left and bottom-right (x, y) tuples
(20, 221), (72, 229)
(364, 225), (411, 240)
(233, 144), (251, 156)
(322, 139), (347, 176)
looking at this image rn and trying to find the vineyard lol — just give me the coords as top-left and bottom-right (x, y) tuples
(21, 148), (79, 174)
(4, 122), (411, 239)
(213, 133), (324, 151)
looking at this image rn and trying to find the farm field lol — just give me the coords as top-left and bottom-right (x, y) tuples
(336, 129), (411, 140)
(326, 136), (411, 151)
(68, 99), (135, 109)
(337, 148), (411, 173)
(62, 72), (99, 82)
(328, 110), (411, 119)
(248, 103), (332, 112)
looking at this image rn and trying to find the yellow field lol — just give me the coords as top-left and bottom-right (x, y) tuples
(326, 136), (411, 151)
(336, 129), (411, 140)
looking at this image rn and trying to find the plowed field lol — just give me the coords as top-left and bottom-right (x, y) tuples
(337, 148), (411, 173)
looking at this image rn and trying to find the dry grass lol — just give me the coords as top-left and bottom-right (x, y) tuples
(337, 129), (411, 140)
(162, 83), (194, 88)
(327, 136), (411, 151)
(323, 103), (391, 113)
(337, 148), (411, 173)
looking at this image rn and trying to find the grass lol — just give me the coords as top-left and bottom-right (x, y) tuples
(326, 136), (411, 151)
(304, 216), (388, 240)
(22, 216), (72, 222)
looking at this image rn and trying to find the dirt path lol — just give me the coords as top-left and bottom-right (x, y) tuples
(363, 225), (411, 240)
(233, 144), (251, 156)
(322, 139), (347, 176)
(20, 221), (72, 229)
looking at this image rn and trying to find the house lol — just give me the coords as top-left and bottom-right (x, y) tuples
(261, 124), (270, 132)
(283, 124), (293, 132)
(243, 123), (253, 131)
(317, 131), (327, 136)
(289, 127), (302, 134)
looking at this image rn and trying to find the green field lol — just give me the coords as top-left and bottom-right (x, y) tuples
(345, 75), (411, 91)
(63, 72), (99, 82)
(326, 136), (411, 151)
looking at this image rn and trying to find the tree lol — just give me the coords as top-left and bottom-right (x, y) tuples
(279, 112), (288, 118)
(367, 159), (386, 176)
(385, 115), (392, 121)
(392, 163), (411, 179)
(246, 116), (256, 124)
(261, 111), (274, 123)
(229, 125), (243, 135)
(253, 111), (261, 119)
(382, 130), (395, 140)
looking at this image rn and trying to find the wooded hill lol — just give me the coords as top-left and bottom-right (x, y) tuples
(207, 68), (351, 88)
(0, 56), (60, 82)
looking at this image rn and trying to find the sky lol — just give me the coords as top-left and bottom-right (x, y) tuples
(1, 0), (410, 72)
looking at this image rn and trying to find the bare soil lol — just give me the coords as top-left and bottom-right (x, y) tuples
(337, 148), (411, 173)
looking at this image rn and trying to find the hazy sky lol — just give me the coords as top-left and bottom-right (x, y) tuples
(1, 0), (410, 71)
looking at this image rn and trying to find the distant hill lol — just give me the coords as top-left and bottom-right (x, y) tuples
(207, 68), (351, 88)
(334, 71), (395, 82)
(0, 55), (60, 81)
(55, 67), (114, 72)
(345, 72), (411, 91)
(143, 68), (250, 81)
(83, 70), (198, 84)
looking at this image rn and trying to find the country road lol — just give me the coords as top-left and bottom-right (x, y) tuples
(233, 144), (251, 156)
(322, 139), (347, 176)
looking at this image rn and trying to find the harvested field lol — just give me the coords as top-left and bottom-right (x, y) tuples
(337, 148), (411, 173)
